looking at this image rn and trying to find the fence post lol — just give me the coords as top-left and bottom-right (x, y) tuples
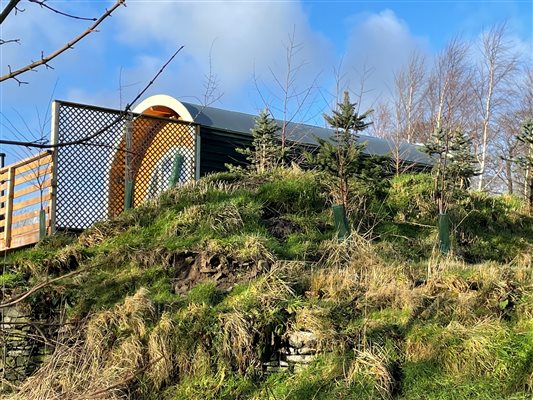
(4, 167), (15, 248)
(49, 101), (59, 235)
(124, 115), (133, 210)
(169, 153), (184, 187)
(0, 153), (5, 235)
(195, 125), (201, 180)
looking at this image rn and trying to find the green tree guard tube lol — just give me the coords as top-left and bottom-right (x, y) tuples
(333, 204), (350, 240)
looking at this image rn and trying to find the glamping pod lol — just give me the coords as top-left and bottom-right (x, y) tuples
(0, 95), (432, 250)
(134, 94), (432, 177)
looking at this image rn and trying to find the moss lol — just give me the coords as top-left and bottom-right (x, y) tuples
(187, 282), (224, 307)
(0, 271), (24, 288)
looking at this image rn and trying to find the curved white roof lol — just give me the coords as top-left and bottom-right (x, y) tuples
(135, 95), (432, 166)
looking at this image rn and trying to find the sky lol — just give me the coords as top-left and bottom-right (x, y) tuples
(0, 0), (532, 163)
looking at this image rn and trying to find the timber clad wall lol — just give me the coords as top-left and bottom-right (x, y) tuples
(199, 128), (251, 175)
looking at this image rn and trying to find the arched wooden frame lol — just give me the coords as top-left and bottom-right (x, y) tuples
(107, 95), (196, 217)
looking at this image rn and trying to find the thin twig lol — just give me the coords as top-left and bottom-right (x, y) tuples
(125, 45), (184, 111)
(0, 46), (184, 149)
(28, 0), (97, 21)
(0, 268), (87, 309)
(0, 0), (125, 83)
(0, 0), (21, 25)
(0, 38), (20, 45)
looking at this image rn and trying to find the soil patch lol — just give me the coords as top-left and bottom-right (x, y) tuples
(167, 251), (269, 294)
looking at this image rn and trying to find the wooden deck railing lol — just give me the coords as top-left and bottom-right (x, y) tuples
(0, 152), (55, 250)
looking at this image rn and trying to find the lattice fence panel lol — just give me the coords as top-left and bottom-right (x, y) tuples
(55, 101), (197, 230)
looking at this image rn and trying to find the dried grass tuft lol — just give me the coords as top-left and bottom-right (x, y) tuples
(147, 313), (174, 389)
(345, 345), (394, 399)
(8, 288), (156, 400)
(219, 309), (258, 373)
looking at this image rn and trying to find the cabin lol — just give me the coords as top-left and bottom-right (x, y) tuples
(0, 94), (431, 251)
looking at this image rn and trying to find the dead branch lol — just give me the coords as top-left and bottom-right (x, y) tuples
(0, 0), (126, 83)
(0, 267), (87, 309)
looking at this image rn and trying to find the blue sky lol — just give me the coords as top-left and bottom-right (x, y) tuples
(1, 0), (532, 163)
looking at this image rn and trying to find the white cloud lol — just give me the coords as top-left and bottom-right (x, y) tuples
(342, 9), (429, 109)
(114, 1), (334, 112)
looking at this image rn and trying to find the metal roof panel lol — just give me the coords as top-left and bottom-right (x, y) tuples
(181, 102), (432, 166)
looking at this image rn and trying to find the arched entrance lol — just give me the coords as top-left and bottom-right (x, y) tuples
(107, 95), (197, 217)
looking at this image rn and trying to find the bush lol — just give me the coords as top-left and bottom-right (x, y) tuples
(385, 173), (435, 223)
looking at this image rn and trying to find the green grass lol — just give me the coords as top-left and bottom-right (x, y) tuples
(2, 169), (532, 400)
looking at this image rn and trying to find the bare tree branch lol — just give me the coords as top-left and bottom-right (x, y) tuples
(0, 268), (87, 309)
(28, 0), (97, 21)
(0, 0), (126, 83)
(0, 38), (20, 45)
(0, 46), (184, 149)
(0, 0), (21, 25)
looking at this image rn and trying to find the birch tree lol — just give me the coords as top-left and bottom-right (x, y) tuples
(393, 51), (427, 143)
(426, 37), (473, 134)
(475, 23), (519, 190)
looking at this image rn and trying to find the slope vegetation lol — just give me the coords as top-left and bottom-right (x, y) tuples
(2, 168), (532, 399)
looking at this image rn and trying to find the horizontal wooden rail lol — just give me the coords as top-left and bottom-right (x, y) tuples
(0, 165), (53, 192)
(0, 208), (50, 229)
(0, 152), (55, 251)
(0, 152), (52, 176)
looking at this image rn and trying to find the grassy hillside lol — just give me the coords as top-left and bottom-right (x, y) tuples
(2, 168), (532, 399)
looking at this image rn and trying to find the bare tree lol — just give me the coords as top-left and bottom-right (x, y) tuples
(369, 101), (393, 139)
(495, 112), (523, 194)
(474, 23), (520, 190)
(393, 51), (427, 143)
(254, 28), (322, 165)
(426, 37), (474, 134)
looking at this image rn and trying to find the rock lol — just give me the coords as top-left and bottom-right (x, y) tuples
(263, 360), (279, 367)
(286, 354), (315, 364)
(297, 347), (316, 355)
(288, 331), (317, 349)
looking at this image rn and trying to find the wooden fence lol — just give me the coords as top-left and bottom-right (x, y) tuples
(0, 152), (55, 251)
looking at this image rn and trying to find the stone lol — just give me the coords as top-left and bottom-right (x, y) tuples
(263, 360), (279, 367)
(15, 356), (29, 367)
(286, 354), (315, 364)
(297, 347), (316, 355)
(288, 331), (317, 349)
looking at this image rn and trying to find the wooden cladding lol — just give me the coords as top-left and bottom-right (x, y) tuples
(0, 152), (54, 251)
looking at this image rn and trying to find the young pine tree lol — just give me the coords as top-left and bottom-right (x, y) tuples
(424, 128), (478, 212)
(310, 91), (372, 205)
(237, 109), (281, 174)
